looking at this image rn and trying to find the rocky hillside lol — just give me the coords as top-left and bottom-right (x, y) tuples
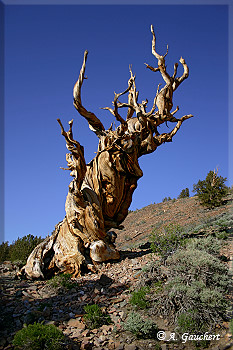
(0, 194), (232, 350)
(116, 194), (232, 251)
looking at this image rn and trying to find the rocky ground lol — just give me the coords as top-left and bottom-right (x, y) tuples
(0, 195), (232, 350)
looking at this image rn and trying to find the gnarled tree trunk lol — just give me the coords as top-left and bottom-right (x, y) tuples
(20, 26), (193, 279)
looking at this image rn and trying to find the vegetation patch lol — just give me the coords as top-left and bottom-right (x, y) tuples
(47, 273), (76, 290)
(129, 286), (149, 309)
(83, 304), (111, 329)
(153, 247), (230, 332)
(0, 234), (44, 265)
(123, 311), (158, 338)
(12, 322), (65, 350)
(230, 319), (233, 335)
(193, 169), (228, 208)
(151, 223), (186, 262)
(178, 187), (190, 199)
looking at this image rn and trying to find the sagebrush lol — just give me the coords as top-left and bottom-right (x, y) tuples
(151, 223), (186, 262)
(123, 311), (157, 338)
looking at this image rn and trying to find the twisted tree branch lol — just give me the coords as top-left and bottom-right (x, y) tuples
(73, 50), (105, 135)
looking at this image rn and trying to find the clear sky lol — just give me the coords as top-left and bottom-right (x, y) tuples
(3, 4), (229, 243)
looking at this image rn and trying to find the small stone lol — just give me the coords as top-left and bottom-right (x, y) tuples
(59, 324), (67, 331)
(115, 343), (124, 350)
(64, 328), (72, 335)
(101, 324), (113, 334)
(69, 288), (76, 293)
(67, 318), (86, 329)
(98, 274), (113, 286)
(45, 320), (55, 325)
(220, 344), (233, 350)
(42, 306), (51, 317)
(108, 342), (115, 350)
(70, 329), (83, 338)
(99, 335), (106, 342)
(15, 290), (23, 297)
(110, 313), (119, 323)
(118, 311), (125, 319)
(81, 338), (92, 349)
(222, 321), (229, 328)
(161, 344), (168, 350)
(3, 345), (13, 350)
(91, 328), (98, 334)
(22, 290), (31, 297)
(82, 329), (91, 337)
(108, 307), (117, 314)
(125, 345), (138, 350)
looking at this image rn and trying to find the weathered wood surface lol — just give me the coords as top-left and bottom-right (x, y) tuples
(19, 26), (193, 279)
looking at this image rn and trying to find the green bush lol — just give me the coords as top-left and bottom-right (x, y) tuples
(9, 234), (44, 264)
(157, 247), (230, 331)
(193, 170), (228, 208)
(130, 286), (149, 309)
(12, 322), (65, 350)
(186, 236), (222, 257)
(187, 211), (232, 240)
(123, 312), (157, 338)
(47, 273), (75, 290)
(162, 197), (172, 202)
(177, 309), (205, 333)
(83, 304), (111, 329)
(151, 223), (186, 262)
(178, 188), (189, 199)
(177, 310), (209, 347)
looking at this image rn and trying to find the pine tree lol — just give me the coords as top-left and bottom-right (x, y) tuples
(178, 188), (190, 199)
(9, 234), (44, 263)
(193, 169), (228, 208)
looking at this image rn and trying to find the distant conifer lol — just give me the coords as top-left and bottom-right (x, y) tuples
(193, 169), (228, 208)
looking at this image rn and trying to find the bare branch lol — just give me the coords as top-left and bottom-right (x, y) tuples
(126, 65), (138, 120)
(172, 63), (178, 79)
(144, 63), (160, 73)
(172, 57), (189, 91)
(129, 65), (138, 109)
(155, 114), (193, 144)
(171, 106), (179, 115)
(112, 76), (134, 125)
(146, 83), (161, 116)
(101, 73), (134, 125)
(73, 50), (105, 135)
(150, 24), (168, 68)
(146, 26), (172, 87)
(57, 118), (86, 185)
(211, 167), (219, 187)
(57, 118), (83, 157)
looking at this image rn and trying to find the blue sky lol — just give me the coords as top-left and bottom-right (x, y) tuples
(2, 4), (230, 243)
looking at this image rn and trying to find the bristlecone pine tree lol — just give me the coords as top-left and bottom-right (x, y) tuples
(193, 168), (228, 208)
(178, 188), (189, 198)
(20, 25), (193, 279)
